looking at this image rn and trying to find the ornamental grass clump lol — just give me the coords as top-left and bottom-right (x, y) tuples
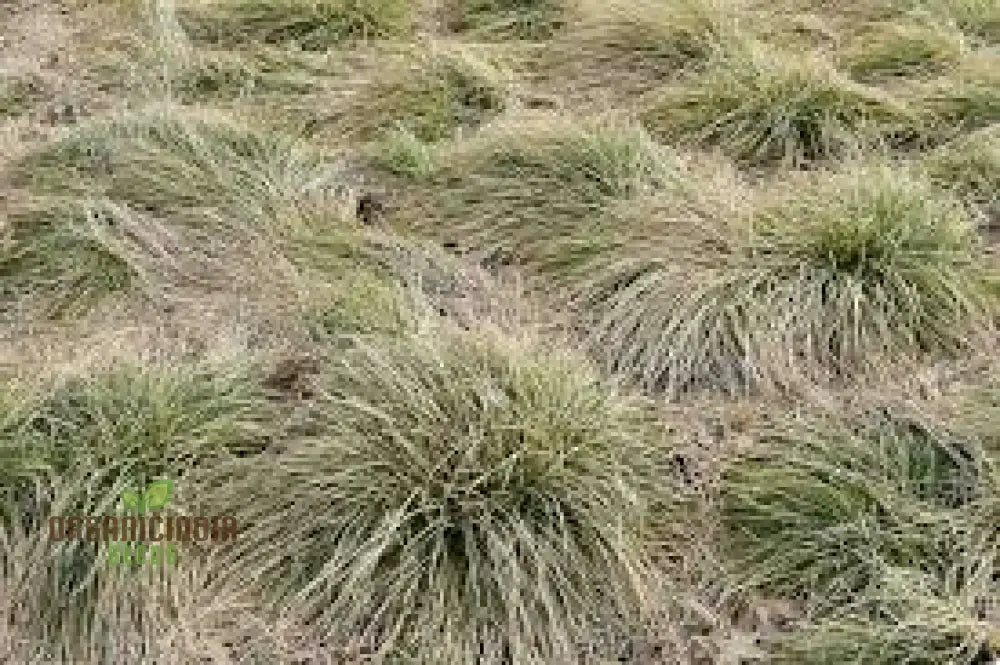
(542, 0), (741, 98)
(641, 42), (921, 166)
(443, 0), (567, 40)
(921, 124), (1000, 209)
(920, 0), (1000, 43)
(11, 108), (337, 233)
(175, 0), (413, 50)
(572, 162), (995, 396)
(343, 44), (509, 143)
(394, 113), (669, 270)
(0, 358), (270, 528)
(723, 407), (1000, 664)
(201, 324), (675, 662)
(837, 19), (968, 82)
(908, 50), (1000, 140)
(0, 201), (140, 321)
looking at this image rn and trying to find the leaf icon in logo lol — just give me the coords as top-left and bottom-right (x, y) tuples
(121, 489), (142, 513)
(143, 479), (173, 511)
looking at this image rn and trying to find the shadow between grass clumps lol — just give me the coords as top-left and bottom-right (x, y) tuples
(194, 322), (679, 663)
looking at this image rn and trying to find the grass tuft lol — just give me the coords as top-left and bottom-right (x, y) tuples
(0, 74), (46, 119)
(297, 266), (416, 345)
(542, 0), (741, 98)
(771, 566), (999, 664)
(10, 107), (342, 233)
(921, 124), (1000, 212)
(0, 357), (276, 655)
(909, 50), (1000, 141)
(168, 49), (323, 103)
(201, 325), (671, 662)
(176, 0), (413, 50)
(392, 113), (670, 269)
(641, 42), (922, 166)
(0, 359), (270, 513)
(444, 0), (567, 40)
(838, 19), (968, 82)
(8, 0), (1000, 661)
(343, 44), (510, 143)
(921, 0), (1000, 43)
(1, 201), (141, 321)
(722, 407), (992, 600)
(571, 162), (995, 396)
(722, 406), (1000, 664)
(371, 128), (439, 178)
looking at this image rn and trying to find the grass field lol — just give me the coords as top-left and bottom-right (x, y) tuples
(3, 0), (1000, 663)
